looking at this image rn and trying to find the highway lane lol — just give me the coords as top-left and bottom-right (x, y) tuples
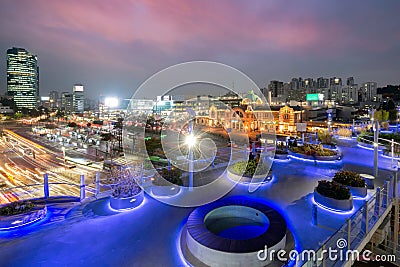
(0, 130), (96, 203)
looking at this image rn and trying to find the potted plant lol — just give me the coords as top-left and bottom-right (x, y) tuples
(228, 157), (272, 183)
(314, 180), (353, 211)
(274, 148), (289, 159)
(151, 168), (182, 197)
(0, 200), (47, 230)
(332, 170), (367, 197)
(289, 143), (339, 161)
(109, 166), (144, 210)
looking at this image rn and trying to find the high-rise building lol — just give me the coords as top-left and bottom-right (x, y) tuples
(61, 92), (74, 114)
(316, 77), (329, 89)
(337, 85), (358, 104)
(49, 90), (59, 109)
(361, 82), (377, 102)
(268, 80), (284, 97)
(72, 84), (84, 113)
(7, 47), (39, 110)
(346, 77), (355, 86)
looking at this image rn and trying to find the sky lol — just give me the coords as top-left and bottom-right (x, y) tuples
(0, 0), (399, 99)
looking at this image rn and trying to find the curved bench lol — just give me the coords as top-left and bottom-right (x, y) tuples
(186, 198), (287, 266)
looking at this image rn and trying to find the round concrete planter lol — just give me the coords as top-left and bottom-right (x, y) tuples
(0, 203), (47, 231)
(360, 174), (375, 189)
(109, 190), (144, 211)
(383, 149), (400, 158)
(357, 141), (385, 150)
(288, 150), (340, 161)
(348, 186), (367, 198)
(274, 153), (288, 159)
(314, 190), (353, 211)
(227, 168), (271, 183)
(151, 184), (181, 197)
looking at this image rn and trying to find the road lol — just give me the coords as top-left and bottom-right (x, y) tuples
(0, 127), (102, 203)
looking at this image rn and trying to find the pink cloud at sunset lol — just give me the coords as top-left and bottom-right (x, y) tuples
(0, 0), (399, 98)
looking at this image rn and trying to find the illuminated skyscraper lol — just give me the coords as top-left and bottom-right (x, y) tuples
(73, 84), (84, 113)
(7, 47), (39, 109)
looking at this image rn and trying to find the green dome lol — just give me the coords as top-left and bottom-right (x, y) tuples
(242, 90), (262, 104)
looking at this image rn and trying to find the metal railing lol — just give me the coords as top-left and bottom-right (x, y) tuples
(0, 171), (112, 204)
(300, 177), (395, 267)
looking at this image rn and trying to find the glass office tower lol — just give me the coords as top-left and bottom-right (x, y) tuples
(7, 47), (39, 110)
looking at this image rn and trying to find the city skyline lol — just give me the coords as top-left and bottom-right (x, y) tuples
(1, 0), (400, 99)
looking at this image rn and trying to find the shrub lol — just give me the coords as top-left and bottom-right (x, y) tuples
(333, 170), (366, 187)
(109, 166), (142, 198)
(316, 180), (351, 200)
(291, 143), (337, 157)
(231, 159), (268, 176)
(318, 130), (334, 145)
(153, 168), (183, 186)
(0, 201), (35, 216)
(337, 128), (352, 138)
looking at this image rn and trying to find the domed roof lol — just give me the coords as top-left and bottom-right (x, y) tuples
(242, 90), (263, 104)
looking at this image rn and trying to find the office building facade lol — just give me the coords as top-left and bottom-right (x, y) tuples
(7, 47), (39, 110)
(73, 84), (85, 113)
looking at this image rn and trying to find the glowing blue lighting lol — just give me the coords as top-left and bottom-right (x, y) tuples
(357, 144), (382, 152)
(272, 158), (291, 163)
(288, 155), (342, 164)
(226, 172), (275, 186)
(176, 219), (192, 267)
(0, 216), (44, 231)
(311, 197), (355, 215)
(148, 187), (183, 199)
(107, 197), (147, 213)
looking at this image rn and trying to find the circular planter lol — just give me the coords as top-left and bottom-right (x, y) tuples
(274, 153), (288, 160)
(383, 149), (400, 158)
(151, 184), (181, 197)
(288, 150), (340, 161)
(314, 189), (353, 211)
(185, 198), (287, 267)
(357, 141), (385, 150)
(0, 203), (47, 231)
(227, 168), (272, 183)
(360, 174), (375, 189)
(348, 186), (367, 198)
(109, 190), (144, 211)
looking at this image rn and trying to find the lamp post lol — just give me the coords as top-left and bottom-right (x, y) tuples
(373, 120), (379, 178)
(186, 108), (196, 191)
(62, 146), (66, 164)
(326, 109), (332, 133)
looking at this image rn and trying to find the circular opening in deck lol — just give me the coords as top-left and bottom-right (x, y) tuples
(204, 205), (269, 240)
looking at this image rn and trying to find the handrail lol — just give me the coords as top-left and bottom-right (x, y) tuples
(301, 179), (393, 266)
(358, 136), (400, 147)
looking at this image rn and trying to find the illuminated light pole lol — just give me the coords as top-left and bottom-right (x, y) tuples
(373, 120), (379, 178)
(186, 108), (196, 191)
(186, 132), (196, 192)
(62, 146), (66, 164)
(327, 109), (332, 133)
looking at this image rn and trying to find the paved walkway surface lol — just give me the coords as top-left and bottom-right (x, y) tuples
(0, 141), (398, 267)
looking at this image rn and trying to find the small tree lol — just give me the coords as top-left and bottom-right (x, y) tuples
(374, 109), (389, 122)
(109, 165), (142, 198)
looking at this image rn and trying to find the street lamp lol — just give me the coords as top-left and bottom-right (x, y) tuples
(185, 134), (197, 147)
(62, 146), (66, 164)
(186, 108), (196, 191)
